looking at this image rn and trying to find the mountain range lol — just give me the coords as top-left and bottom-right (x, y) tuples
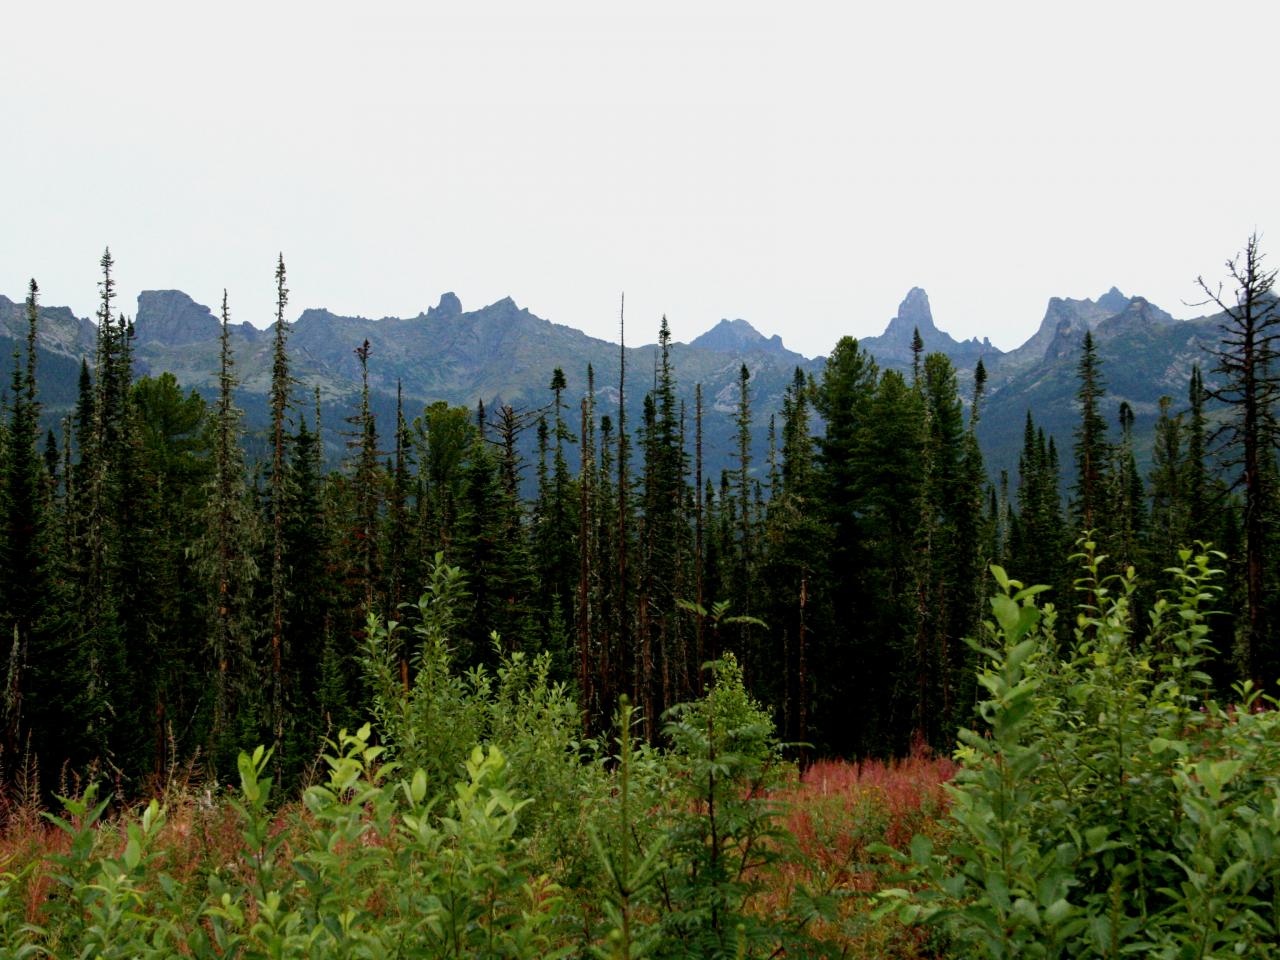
(0, 281), (1229, 486)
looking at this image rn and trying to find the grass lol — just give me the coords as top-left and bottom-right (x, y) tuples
(768, 750), (957, 958)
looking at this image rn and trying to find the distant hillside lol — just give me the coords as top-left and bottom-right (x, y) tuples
(977, 289), (1221, 483)
(3, 282), (1235, 492)
(127, 291), (822, 481)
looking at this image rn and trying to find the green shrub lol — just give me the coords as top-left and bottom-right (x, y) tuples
(882, 543), (1280, 958)
(361, 553), (584, 844)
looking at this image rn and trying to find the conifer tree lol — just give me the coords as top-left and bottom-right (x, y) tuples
(386, 381), (412, 620)
(414, 400), (473, 550)
(1011, 412), (1067, 599)
(455, 401), (503, 664)
(1148, 396), (1187, 565)
(489, 402), (538, 655)
(1197, 235), (1280, 682)
(693, 382), (706, 692)
(762, 367), (825, 748)
(130, 373), (209, 775)
(80, 248), (132, 770)
(640, 317), (688, 714)
(576, 366), (597, 726)
(283, 408), (332, 756)
(266, 254), (293, 756)
(1108, 400), (1145, 570)
(614, 296), (634, 717)
(1185, 365), (1212, 541)
(1072, 330), (1110, 535)
(197, 292), (260, 769)
(348, 340), (381, 615)
(0, 280), (72, 784)
(812, 337), (879, 752)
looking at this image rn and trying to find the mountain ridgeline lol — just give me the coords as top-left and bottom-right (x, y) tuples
(0, 281), (1226, 484)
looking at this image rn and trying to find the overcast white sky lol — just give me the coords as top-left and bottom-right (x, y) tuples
(3, 0), (1277, 357)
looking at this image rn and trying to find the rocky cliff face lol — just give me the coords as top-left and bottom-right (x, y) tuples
(134, 290), (262, 347)
(0, 294), (96, 358)
(690, 318), (793, 357)
(991, 288), (1176, 377)
(858, 287), (1000, 372)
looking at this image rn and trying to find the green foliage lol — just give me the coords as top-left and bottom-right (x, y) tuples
(362, 553), (584, 841)
(882, 545), (1280, 958)
(655, 655), (810, 958)
(14, 726), (567, 959)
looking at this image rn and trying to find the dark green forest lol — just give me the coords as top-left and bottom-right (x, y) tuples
(1, 240), (1276, 797)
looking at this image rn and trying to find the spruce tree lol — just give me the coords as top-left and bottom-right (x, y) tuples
(266, 253), (293, 757)
(1108, 400), (1145, 570)
(197, 292), (260, 769)
(282, 409), (332, 758)
(1197, 235), (1280, 682)
(1072, 330), (1110, 535)
(347, 340), (382, 615)
(1148, 396), (1187, 565)
(0, 280), (74, 785)
(131, 373), (209, 775)
(762, 367), (826, 749)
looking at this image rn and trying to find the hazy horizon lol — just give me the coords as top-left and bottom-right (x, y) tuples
(4, 0), (1277, 357)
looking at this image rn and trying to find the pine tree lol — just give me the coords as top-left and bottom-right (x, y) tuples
(266, 253), (293, 757)
(282, 409), (332, 759)
(638, 317), (688, 717)
(1072, 330), (1110, 535)
(812, 337), (880, 753)
(131, 373), (210, 776)
(1148, 395), (1187, 565)
(1185, 365), (1212, 541)
(488, 401), (538, 655)
(762, 367), (826, 749)
(614, 295), (634, 719)
(576, 365), (598, 727)
(1011, 412), (1067, 600)
(455, 401), (503, 665)
(197, 292), (260, 769)
(80, 248), (132, 771)
(1108, 400), (1145, 570)
(0, 280), (74, 785)
(1197, 235), (1280, 682)
(347, 340), (382, 615)
(386, 381), (412, 620)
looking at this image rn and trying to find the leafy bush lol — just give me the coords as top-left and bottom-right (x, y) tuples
(362, 552), (584, 844)
(2, 725), (567, 958)
(882, 543), (1280, 958)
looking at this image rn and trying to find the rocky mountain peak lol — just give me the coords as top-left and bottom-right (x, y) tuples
(884, 287), (936, 339)
(1096, 285), (1129, 315)
(689, 318), (790, 356)
(134, 290), (221, 346)
(427, 292), (462, 320)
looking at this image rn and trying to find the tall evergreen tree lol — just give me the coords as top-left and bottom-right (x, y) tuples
(1197, 235), (1280, 683)
(0, 280), (74, 785)
(1072, 330), (1110, 535)
(1011, 412), (1067, 600)
(1148, 395), (1187, 566)
(130, 373), (209, 775)
(266, 253), (293, 757)
(1108, 400), (1145, 570)
(197, 292), (260, 770)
